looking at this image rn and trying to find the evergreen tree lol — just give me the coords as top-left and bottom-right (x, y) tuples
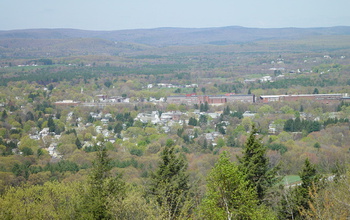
(226, 135), (236, 147)
(81, 145), (125, 219)
(200, 152), (275, 220)
(149, 139), (190, 219)
(1, 109), (7, 121)
(300, 105), (304, 112)
(313, 142), (321, 149)
(114, 122), (123, 134)
(204, 101), (209, 112)
(25, 111), (35, 121)
(199, 115), (208, 125)
(299, 158), (321, 194)
(188, 117), (198, 126)
(294, 117), (301, 131)
(48, 84), (54, 91)
(37, 148), (44, 157)
(223, 106), (231, 115)
(22, 147), (34, 156)
(199, 102), (209, 112)
(279, 158), (321, 219)
(75, 138), (82, 149)
(47, 116), (55, 133)
(200, 103), (205, 112)
(87, 115), (95, 123)
(202, 139), (208, 150)
(238, 125), (280, 203)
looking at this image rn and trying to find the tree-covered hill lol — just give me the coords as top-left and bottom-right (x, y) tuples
(1, 26), (350, 46)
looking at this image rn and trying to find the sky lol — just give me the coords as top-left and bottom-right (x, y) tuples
(1, 0), (350, 31)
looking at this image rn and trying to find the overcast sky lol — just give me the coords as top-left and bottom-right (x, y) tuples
(1, 0), (349, 31)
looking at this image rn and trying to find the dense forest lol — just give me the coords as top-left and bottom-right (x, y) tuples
(1, 27), (350, 219)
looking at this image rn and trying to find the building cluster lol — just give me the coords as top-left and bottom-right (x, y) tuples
(260, 94), (348, 104)
(54, 92), (349, 108)
(154, 83), (198, 89)
(244, 74), (285, 83)
(167, 94), (255, 105)
(54, 100), (80, 106)
(135, 111), (183, 126)
(95, 95), (130, 103)
(134, 110), (224, 144)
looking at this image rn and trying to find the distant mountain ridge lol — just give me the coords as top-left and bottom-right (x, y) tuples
(1, 26), (350, 46)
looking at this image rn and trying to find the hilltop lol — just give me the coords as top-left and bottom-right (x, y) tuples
(1, 26), (350, 46)
(1, 26), (350, 58)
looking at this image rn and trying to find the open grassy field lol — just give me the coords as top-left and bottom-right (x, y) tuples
(283, 175), (301, 186)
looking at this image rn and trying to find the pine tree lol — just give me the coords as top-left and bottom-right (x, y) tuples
(75, 138), (82, 149)
(199, 115), (208, 125)
(223, 106), (231, 115)
(299, 158), (320, 192)
(200, 152), (275, 220)
(204, 101), (209, 112)
(149, 139), (190, 219)
(47, 116), (55, 133)
(1, 109), (7, 121)
(188, 117), (198, 126)
(279, 158), (321, 219)
(238, 125), (280, 203)
(82, 145), (125, 219)
(114, 122), (123, 134)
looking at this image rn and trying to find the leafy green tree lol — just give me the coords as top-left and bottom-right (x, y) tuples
(299, 167), (350, 219)
(149, 139), (190, 219)
(199, 152), (275, 220)
(0, 181), (82, 219)
(238, 125), (280, 203)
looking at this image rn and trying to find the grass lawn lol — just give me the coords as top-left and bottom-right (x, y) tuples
(282, 175), (301, 186)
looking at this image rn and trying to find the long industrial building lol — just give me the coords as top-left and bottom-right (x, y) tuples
(167, 94), (255, 105)
(259, 94), (347, 104)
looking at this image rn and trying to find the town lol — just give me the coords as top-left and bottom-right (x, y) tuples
(1, 26), (350, 219)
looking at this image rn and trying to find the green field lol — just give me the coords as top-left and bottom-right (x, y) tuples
(282, 175), (301, 185)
